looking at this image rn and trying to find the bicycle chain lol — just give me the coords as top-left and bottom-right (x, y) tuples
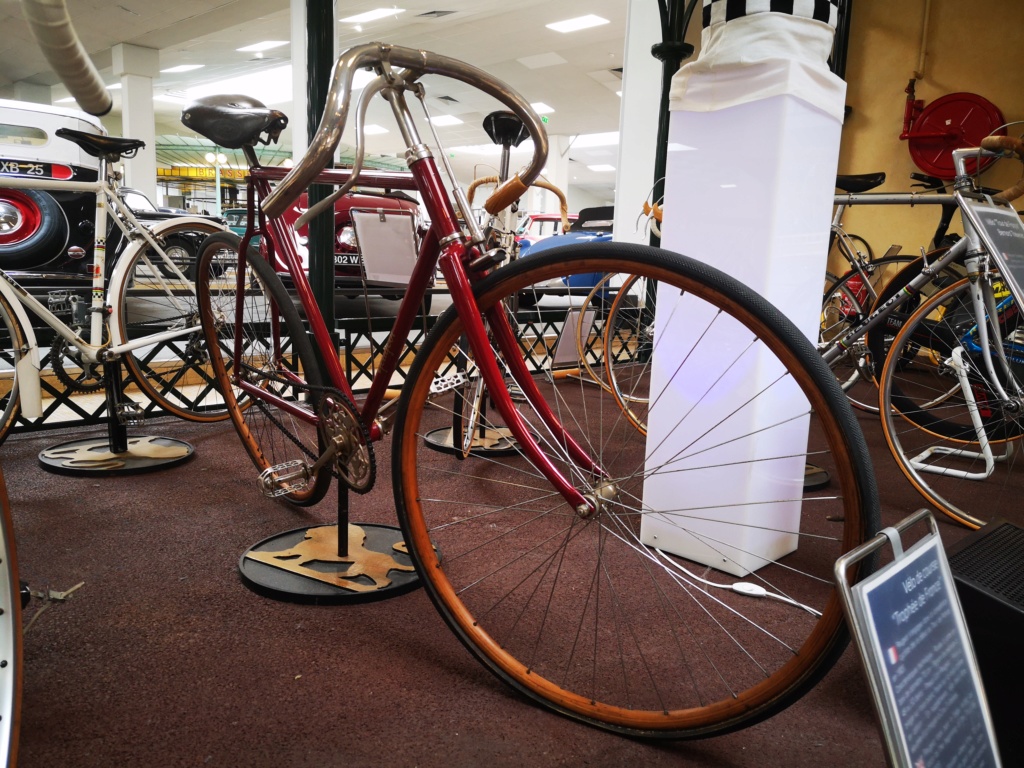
(241, 363), (376, 494)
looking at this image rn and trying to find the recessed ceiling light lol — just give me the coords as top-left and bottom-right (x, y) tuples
(546, 15), (609, 33)
(363, 124), (389, 135)
(340, 8), (405, 24)
(161, 64), (204, 73)
(154, 94), (187, 104)
(187, 64), (293, 105)
(106, 83), (121, 90)
(55, 96), (76, 103)
(448, 141), (534, 156)
(236, 41), (288, 53)
(573, 131), (619, 148)
(427, 115), (463, 127)
(531, 102), (554, 114)
(587, 164), (616, 172)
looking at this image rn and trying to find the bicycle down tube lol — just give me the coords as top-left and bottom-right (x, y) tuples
(239, 75), (598, 507)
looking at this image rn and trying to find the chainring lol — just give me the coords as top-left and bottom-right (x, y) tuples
(50, 333), (105, 393)
(319, 389), (376, 493)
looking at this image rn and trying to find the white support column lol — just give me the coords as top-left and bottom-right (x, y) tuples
(112, 43), (158, 201)
(642, 11), (846, 576)
(12, 82), (51, 104)
(612, 0), (662, 245)
(289, 0), (308, 161)
(530, 134), (571, 215)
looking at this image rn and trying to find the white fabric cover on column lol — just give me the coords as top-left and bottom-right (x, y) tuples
(641, 4), (845, 576)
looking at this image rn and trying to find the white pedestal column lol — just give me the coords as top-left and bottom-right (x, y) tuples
(640, 12), (845, 577)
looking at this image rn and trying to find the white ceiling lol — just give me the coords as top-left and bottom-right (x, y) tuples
(0, 0), (636, 202)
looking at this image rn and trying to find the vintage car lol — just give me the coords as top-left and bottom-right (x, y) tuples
(228, 190), (425, 307)
(515, 210), (578, 257)
(517, 206), (613, 307)
(0, 98), (217, 291)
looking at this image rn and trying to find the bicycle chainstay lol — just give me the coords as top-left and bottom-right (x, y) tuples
(240, 362), (376, 494)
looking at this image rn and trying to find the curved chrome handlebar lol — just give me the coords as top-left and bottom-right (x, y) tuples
(262, 42), (549, 220)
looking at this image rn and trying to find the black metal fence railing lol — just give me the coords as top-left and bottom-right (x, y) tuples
(3, 307), (603, 436)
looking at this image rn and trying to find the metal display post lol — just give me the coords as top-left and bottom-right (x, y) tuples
(236, 2), (419, 603)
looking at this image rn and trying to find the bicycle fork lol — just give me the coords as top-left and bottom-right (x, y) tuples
(439, 249), (606, 517)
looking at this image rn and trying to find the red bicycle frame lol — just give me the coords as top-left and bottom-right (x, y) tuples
(228, 117), (599, 510)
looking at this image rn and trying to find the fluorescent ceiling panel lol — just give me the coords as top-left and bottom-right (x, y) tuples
(546, 15), (610, 33)
(340, 8), (406, 23)
(428, 115), (463, 126)
(161, 64), (204, 73)
(186, 64), (293, 105)
(237, 41), (288, 53)
(572, 131), (619, 148)
(516, 52), (567, 69)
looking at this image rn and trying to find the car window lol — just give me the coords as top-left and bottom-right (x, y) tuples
(122, 190), (157, 212)
(0, 123), (47, 147)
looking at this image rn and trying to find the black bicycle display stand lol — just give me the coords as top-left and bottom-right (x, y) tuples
(37, 357), (194, 476)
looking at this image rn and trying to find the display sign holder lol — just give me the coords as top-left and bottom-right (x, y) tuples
(834, 509), (1002, 767)
(546, 306), (599, 385)
(350, 208), (419, 285)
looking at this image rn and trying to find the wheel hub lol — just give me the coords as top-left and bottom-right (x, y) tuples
(578, 480), (620, 519)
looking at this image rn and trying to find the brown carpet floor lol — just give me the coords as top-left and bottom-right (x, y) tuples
(0, 407), (1009, 768)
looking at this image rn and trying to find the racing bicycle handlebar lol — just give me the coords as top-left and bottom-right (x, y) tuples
(262, 42), (549, 220)
(979, 136), (1024, 203)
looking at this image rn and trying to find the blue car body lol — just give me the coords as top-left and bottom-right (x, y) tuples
(518, 205), (613, 292)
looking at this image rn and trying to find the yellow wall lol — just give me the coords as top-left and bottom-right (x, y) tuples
(838, 0), (1023, 266)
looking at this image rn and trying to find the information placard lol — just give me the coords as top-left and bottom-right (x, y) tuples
(960, 196), (1024, 301)
(849, 531), (1001, 767)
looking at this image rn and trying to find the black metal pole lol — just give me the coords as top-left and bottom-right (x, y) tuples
(305, 1), (348, 555)
(649, 0), (698, 248)
(306, 0), (335, 332)
(831, 0), (853, 79)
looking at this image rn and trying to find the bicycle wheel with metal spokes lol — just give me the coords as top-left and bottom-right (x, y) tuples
(115, 219), (231, 421)
(603, 273), (652, 433)
(0, 294), (25, 446)
(0, 467), (21, 766)
(393, 241), (878, 739)
(196, 232), (331, 506)
(820, 255), (917, 412)
(879, 277), (1024, 529)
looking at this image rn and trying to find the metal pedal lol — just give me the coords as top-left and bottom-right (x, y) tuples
(430, 371), (470, 395)
(47, 290), (72, 316)
(258, 460), (311, 497)
(116, 402), (145, 426)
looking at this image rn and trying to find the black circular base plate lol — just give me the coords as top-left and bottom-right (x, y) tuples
(239, 523), (421, 605)
(38, 435), (194, 476)
(804, 463), (831, 492)
(423, 425), (525, 457)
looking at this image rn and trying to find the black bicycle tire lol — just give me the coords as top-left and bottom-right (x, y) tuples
(392, 240), (879, 739)
(116, 219), (231, 422)
(0, 293), (25, 446)
(197, 231), (331, 506)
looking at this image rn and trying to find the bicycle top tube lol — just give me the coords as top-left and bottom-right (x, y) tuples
(262, 43), (548, 221)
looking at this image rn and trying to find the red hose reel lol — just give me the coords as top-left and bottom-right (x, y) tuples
(900, 78), (1006, 179)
